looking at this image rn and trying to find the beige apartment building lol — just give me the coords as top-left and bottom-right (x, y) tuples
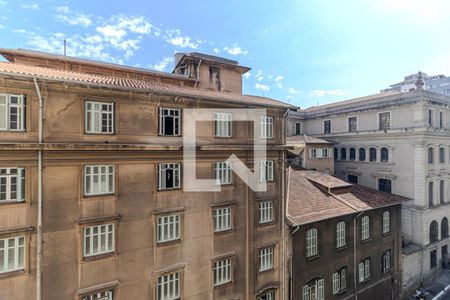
(0, 49), (293, 300)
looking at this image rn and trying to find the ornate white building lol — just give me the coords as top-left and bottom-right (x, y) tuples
(288, 89), (450, 293)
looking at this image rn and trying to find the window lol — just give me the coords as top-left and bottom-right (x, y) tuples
(359, 148), (366, 161)
(336, 221), (346, 248)
(306, 228), (318, 257)
(369, 147), (377, 162)
(157, 214), (180, 243)
(429, 182), (434, 207)
(378, 179), (392, 194)
(158, 163), (181, 190)
(260, 116), (273, 138)
(429, 109), (434, 126)
(85, 101), (114, 134)
(84, 165), (114, 196)
(380, 147), (389, 162)
(302, 278), (324, 300)
(430, 220), (438, 244)
(310, 148), (328, 159)
(159, 108), (181, 136)
(259, 160), (274, 182)
(258, 290), (275, 300)
(358, 258), (370, 282)
(440, 147), (445, 163)
(431, 250), (437, 269)
(340, 148), (347, 160)
(214, 162), (232, 185)
(213, 258), (231, 286)
(334, 148), (338, 160)
(348, 117), (357, 132)
(0, 94), (25, 131)
(332, 268), (346, 294)
(440, 180), (445, 204)
(361, 216), (370, 240)
(383, 211), (390, 234)
(0, 236), (25, 274)
(82, 290), (114, 300)
(157, 272), (180, 300)
(0, 167), (25, 202)
(382, 250), (392, 273)
(259, 201), (274, 224)
(349, 148), (356, 160)
(215, 112), (232, 137)
(259, 246), (274, 272)
(83, 224), (114, 257)
(213, 207), (232, 232)
(324, 120), (331, 134)
(347, 175), (358, 184)
(428, 147), (435, 164)
(295, 122), (302, 135)
(442, 217), (449, 239)
(379, 112), (391, 130)
(440, 111), (444, 128)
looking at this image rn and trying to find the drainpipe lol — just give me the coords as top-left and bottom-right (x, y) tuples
(33, 78), (43, 300)
(281, 108), (289, 300)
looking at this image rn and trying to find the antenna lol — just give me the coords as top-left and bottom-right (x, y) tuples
(64, 39), (67, 56)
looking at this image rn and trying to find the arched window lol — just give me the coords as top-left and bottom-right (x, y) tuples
(380, 147), (389, 162)
(303, 277), (324, 300)
(430, 220), (439, 244)
(332, 267), (346, 295)
(258, 289), (276, 300)
(369, 147), (377, 162)
(306, 228), (318, 257)
(442, 217), (449, 239)
(349, 147), (356, 160)
(440, 147), (445, 163)
(382, 250), (392, 273)
(359, 148), (366, 161)
(429, 182), (434, 207)
(428, 147), (435, 164)
(334, 148), (338, 160)
(340, 148), (347, 160)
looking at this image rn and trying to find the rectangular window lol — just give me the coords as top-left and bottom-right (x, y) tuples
(429, 109), (434, 126)
(295, 122), (302, 135)
(214, 258), (231, 286)
(431, 250), (437, 269)
(214, 162), (232, 185)
(348, 117), (357, 132)
(157, 214), (180, 243)
(259, 247), (274, 272)
(310, 148), (328, 159)
(213, 207), (232, 232)
(347, 175), (358, 184)
(378, 179), (392, 194)
(440, 111), (444, 128)
(259, 160), (274, 182)
(332, 268), (346, 294)
(260, 116), (273, 138)
(303, 279), (324, 300)
(383, 250), (391, 273)
(84, 165), (115, 196)
(306, 228), (318, 257)
(0, 167), (25, 202)
(0, 94), (25, 131)
(382, 211), (390, 234)
(0, 236), (25, 274)
(83, 224), (114, 257)
(85, 101), (114, 134)
(158, 163), (181, 190)
(157, 272), (180, 300)
(159, 108), (181, 136)
(215, 112), (232, 137)
(440, 180), (445, 204)
(324, 120), (331, 134)
(429, 181), (434, 207)
(82, 290), (114, 300)
(379, 112), (391, 130)
(361, 216), (370, 240)
(358, 258), (370, 282)
(259, 201), (274, 224)
(336, 222), (346, 248)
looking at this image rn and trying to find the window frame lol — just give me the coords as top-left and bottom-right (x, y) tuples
(439, 147), (445, 164)
(295, 122), (302, 135)
(214, 162), (232, 185)
(83, 223), (115, 258)
(84, 165), (115, 196)
(359, 147), (366, 161)
(258, 200), (274, 224)
(428, 147), (435, 164)
(303, 277), (324, 300)
(0, 235), (26, 274)
(361, 216), (370, 241)
(332, 267), (347, 294)
(323, 120), (331, 134)
(369, 147), (377, 162)
(258, 246), (274, 272)
(213, 206), (232, 233)
(215, 112), (232, 138)
(213, 257), (232, 287)
(378, 111), (391, 130)
(0, 167), (25, 203)
(0, 94), (26, 132)
(358, 258), (371, 282)
(306, 228), (318, 257)
(378, 178), (392, 194)
(382, 211), (390, 234)
(347, 116), (358, 132)
(259, 160), (274, 182)
(158, 107), (181, 136)
(336, 221), (346, 248)
(156, 213), (181, 244)
(260, 116), (274, 139)
(157, 271), (181, 300)
(158, 163), (181, 190)
(380, 147), (389, 162)
(81, 289), (115, 300)
(84, 101), (115, 134)
(382, 249), (392, 273)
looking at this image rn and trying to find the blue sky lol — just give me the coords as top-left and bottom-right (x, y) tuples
(1, 0), (450, 108)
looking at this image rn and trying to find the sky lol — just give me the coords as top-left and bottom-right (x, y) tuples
(1, 0), (450, 108)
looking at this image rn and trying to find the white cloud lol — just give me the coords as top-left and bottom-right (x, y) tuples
(56, 13), (93, 27)
(116, 16), (154, 34)
(224, 46), (248, 56)
(243, 72), (250, 79)
(21, 3), (40, 10)
(150, 56), (174, 71)
(12, 29), (27, 33)
(0, 1), (6, 6)
(275, 75), (284, 82)
(55, 6), (69, 13)
(309, 89), (347, 97)
(288, 87), (301, 94)
(213, 48), (220, 54)
(97, 25), (127, 40)
(0, 24), (4, 29)
(255, 83), (270, 92)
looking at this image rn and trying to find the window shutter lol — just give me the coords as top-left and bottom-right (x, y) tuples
(332, 272), (339, 294)
(359, 263), (364, 282)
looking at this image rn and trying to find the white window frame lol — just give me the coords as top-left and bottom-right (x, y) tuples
(306, 228), (318, 257)
(0, 167), (25, 202)
(159, 108), (181, 136)
(382, 211), (390, 234)
(85, 101), (114, 134)
(332, 268), (346, 294)
(157, 272), (180, 300)
(383, 250), (391, 273)
(158, 163), (181, 190)
(0, 236), (25, 274)
(215, 112), (232, 137)
(359, 258), (371, 282)
(157, 214), (181, 243)
(302, 278), (324, 300)
(0, 94), (25, 131)
(82, 290), (114, 300)
(83, 224), (115, 257)
(259, 246), (274, 272)
(258, 290), (275, 300)
(213, 207), (232, 232)
(361, 216), (370, 240)
(213, 258), (232, 286)
(84, 165), (115, 196)
(259, 160), (274, 182)
(258, 201), (274, 224)
(260, 116), (273, 139)
(214, 162), (232, 185)
(336, 221), (346, 248)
